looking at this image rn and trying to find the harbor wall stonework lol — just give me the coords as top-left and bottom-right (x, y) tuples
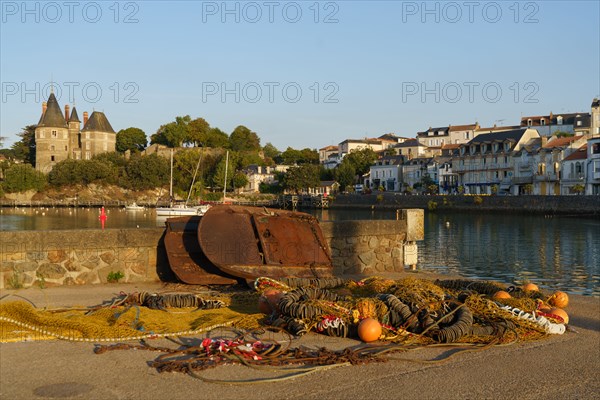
(331, 194), (600, 215)
(0, 209), (424, 288)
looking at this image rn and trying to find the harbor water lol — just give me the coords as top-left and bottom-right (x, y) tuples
(1, 206), (598, 296)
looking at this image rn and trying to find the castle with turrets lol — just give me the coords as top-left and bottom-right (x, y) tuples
(35, 92), (116, 173)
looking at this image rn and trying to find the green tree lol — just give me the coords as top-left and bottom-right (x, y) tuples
(212, 152), (238, 189)
(279, 147), (319, 165)
(262, 142), (280, 159)
(48, 159), (118, 186)
(0, 135), (6, 148)
(2, 164), (46, 193)
(334, 161), (356, 189)
(230, 126), (260, 152)
(150, 115), (191, 147)
(116, 127), (147, 153)
(125, 154), (170, 190)
(283, 164), (320, 194)
(344, 148), (378, 177)
(10, 125), (36, 165)
(188, 118), (211, 146)
(204, 127), (230, 149)
(232, 171), (249, 192)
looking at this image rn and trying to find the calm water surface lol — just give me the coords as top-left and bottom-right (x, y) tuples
(1, 206), (598, 296)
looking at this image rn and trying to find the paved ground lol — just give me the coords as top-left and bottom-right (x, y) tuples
(1, 277), (599, 400)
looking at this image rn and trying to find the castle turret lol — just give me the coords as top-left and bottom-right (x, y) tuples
(80, 111), (116, 159)
(35, 93), (69, 172)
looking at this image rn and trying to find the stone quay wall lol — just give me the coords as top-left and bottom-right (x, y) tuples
(0, 209), (424, 289)
(331, 194), (600, 215)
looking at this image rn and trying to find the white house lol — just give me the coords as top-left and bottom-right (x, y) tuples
(454, 128), (540, 195)
(585, 137), (600, 195)
(369, 155), (404, 191)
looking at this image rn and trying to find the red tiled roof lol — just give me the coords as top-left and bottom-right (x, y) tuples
(563, 145), (587, 161)
(449, 124), (477, 131)
(319, 145), (338, 151)
(543, 135), (583, 148)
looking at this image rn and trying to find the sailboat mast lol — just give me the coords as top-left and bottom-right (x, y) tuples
(186, 147), (203, 205)
(223, 150), (229, 200)
(169, 148), (174, 206)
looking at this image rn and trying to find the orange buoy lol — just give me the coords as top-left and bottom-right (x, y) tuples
(523, 283), (539, 292)
(358, 318), (382, 343)
(548, 308), (569, 324)
(493, 290), (511, 300)
(548, 291), (569, 308)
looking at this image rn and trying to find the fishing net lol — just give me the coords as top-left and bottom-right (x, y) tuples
(1, 277), (565, 346)
(0, 292), (262, 343)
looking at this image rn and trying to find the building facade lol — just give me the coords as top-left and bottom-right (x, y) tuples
(35, 93), (116, 172)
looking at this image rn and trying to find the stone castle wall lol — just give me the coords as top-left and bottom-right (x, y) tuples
(0, 209), (424, 289)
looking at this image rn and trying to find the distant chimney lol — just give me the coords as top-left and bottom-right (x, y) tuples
(42, 101), (47, 114)
(541, 136), (548, 146)
(65, 104), (70, 121)
(83, 111), (89, 125)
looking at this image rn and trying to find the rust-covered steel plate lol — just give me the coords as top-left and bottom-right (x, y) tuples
(198, 205), (333, 280)
(164, 216), (238, 285)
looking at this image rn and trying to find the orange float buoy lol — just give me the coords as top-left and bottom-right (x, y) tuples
(548, 291), (569, 308)
(493, 290), (511, 300)
(523, 283), (539, 292)
(548, 307), (569, 324)
(358, 318), (382, 343)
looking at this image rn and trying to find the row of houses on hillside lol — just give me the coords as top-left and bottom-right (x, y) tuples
(363, 129), (600, 196)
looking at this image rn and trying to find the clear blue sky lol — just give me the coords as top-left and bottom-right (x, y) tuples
(1, 1), (599, 150)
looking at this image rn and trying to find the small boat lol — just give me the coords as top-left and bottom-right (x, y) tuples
(156, 149), (212, 218)
(125, 202), (145, 211)
(156, 204), (210, 217)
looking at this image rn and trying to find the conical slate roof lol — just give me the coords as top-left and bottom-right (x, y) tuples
(37, 93), (68, 128)
(82, 111), (115, 133)
(69, 107), (80, 122)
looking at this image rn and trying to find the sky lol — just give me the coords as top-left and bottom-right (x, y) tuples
(1, 0), (599, 151)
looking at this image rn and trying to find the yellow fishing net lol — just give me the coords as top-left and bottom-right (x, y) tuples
(0, 293), (263, 343)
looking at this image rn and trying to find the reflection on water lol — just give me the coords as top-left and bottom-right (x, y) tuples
(2, 207), (598, 296)
(312, 209), (600, 296)
(0, 207), (163, 230)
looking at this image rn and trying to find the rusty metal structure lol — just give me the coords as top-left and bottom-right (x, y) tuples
(163, 205), (333, 284)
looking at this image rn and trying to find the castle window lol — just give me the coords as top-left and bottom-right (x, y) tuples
(557, 116), (563, 125)
(540, 119), (546, 126)
(52, 130), (57, 137)
(50, 145), (55, 151)
(51, 156), (55, 162)
(85, 152), (91, 160)
(85, 142), (90, 150)
(65, 146), (68, 151)
(527, 119), (532, 127)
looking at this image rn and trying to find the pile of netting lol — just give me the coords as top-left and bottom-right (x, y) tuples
(0, 290), (262, 342)
(0, 276), (572, 383)
(255, 276), (570, 345)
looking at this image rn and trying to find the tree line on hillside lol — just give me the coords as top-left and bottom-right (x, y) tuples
(0, 115), (378, 196)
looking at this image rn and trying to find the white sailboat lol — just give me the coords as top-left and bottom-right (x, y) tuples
(156, 148), (210, 217)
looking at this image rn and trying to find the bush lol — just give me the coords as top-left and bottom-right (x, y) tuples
(125, 154), (170, 190)
(204, 192), (223, 201)
(473, 195), (483, 205)
(48, 159), (118, 186)
(2, 164), (46, 193)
